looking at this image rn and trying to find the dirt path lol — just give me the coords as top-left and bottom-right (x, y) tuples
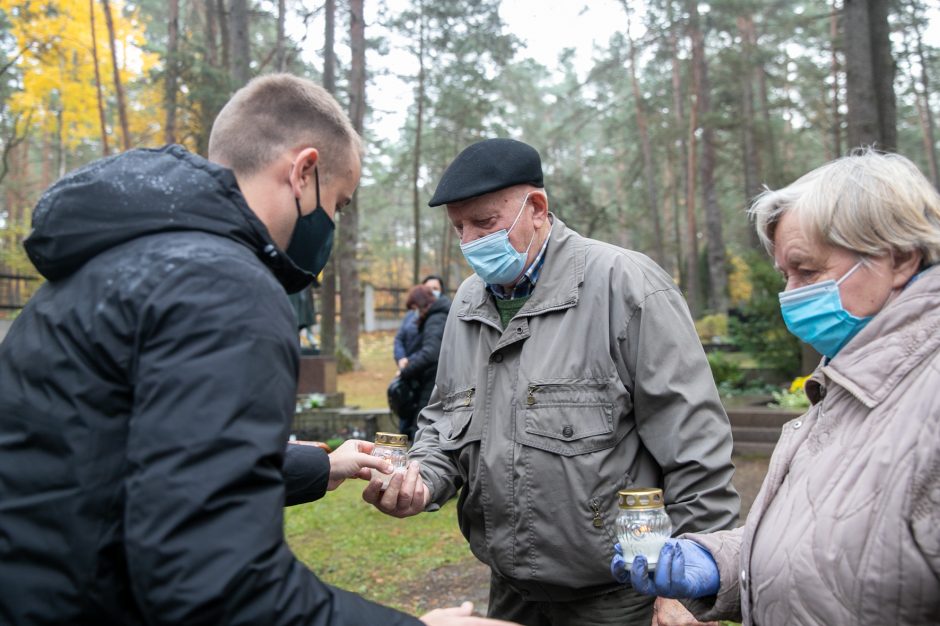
(403, 454), (770, 616)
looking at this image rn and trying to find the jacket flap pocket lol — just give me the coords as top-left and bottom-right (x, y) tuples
(518, 381), (616, 457)
(440, 387), (478, 450)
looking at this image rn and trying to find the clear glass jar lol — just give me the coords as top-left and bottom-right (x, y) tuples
(616, 488), (673, 570)
(371, 432), (409, 489)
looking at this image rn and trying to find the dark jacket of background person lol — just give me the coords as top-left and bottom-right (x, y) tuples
(400, 295), (452, 414)
(0, 146), (421, 626)
(394, 308), (421, 361)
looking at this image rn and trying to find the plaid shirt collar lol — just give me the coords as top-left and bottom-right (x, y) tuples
(487, 216), (554, 301)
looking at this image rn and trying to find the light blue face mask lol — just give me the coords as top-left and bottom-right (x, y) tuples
(460, 192), (535, 285)
(778, 260), (873, 358)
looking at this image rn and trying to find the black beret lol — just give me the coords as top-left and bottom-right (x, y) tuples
(428, 138), (544, 207)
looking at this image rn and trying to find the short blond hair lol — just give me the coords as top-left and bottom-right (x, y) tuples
(750, 149), (940, 266)
(208, 73), (361, 178)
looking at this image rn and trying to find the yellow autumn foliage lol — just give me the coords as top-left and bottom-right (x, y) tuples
(727, 252), (753, 306)
(0, 0), (160, 150)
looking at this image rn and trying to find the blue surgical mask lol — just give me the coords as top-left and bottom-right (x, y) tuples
(778, 261), (873, 358)
(460, 192), (535, 285)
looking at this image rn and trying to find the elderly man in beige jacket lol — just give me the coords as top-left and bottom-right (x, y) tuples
(364, 138), (740, 626)
(625, 150), (940, 625)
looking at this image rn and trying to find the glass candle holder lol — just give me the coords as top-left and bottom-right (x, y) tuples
(616, 488), (673, 570)
(371, 432), (409, 489)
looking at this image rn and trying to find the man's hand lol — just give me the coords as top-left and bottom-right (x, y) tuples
(631, 539), (720, 599)
(327, 439), (392, 491)
(420, 601), (520, 626)
(362, 460), (429, 517)
(651, 597), (719, 626)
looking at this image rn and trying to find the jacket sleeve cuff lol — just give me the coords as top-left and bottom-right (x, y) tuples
(679, 529), (743, 622)
(282, 444), (330, 506)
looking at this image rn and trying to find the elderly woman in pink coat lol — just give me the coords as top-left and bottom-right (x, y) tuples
(613, 149), (940, 625)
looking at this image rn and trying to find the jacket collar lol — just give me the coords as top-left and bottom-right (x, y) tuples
(806, 265), (940, 408)
(456, 215), (584, 327)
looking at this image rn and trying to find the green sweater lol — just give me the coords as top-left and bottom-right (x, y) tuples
(494, 294), (531, 328)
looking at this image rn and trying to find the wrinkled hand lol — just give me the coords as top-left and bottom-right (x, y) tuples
(327, 439), (391, 491)
(362, 460), (429, 518)
(631, 539), (720, 599)
(420, 601), (521, 626)
(651, 597), (720, 626)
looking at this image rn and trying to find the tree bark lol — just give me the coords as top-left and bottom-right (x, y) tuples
(217, 0), (230, 73)
(339, 0), (366, 366)
(667, 0), (687, 285)
(320, 0), (338, 357)
(412, 2), (426, 285)
(623, 1), (666, 272)
(275, 0), (287, 71)
(911, 6), (939, 187)
(830, 3), (843, 157)
(737, 13), (763, 250)
(164, 0), (179, 144)
(844, 0), (896, 150)
(102, 0), (131, 151)
(228, 0), (250, 87)
(89, 0), (109, 156)
(690, 1), (727, 313)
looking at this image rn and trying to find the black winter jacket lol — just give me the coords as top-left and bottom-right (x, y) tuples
(399, 296), (450, 410)
(0, 146), (421, 626)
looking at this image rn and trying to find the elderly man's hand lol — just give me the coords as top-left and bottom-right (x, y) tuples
(362, 460), (429, 518)
(651, 598), (719, 626)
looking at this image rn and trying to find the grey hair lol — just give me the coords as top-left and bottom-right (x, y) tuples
(750, 148), (940, 266)
(208, 73), (362, 179)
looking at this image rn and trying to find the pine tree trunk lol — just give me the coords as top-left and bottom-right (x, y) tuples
(668, 0), (687, 286)
(319, 0), (337, 356)
(217, 0), (230, 82)
(102, 0), (131, 151)
(830, 3), (843, 157)
(412, 3), (426, 285)
(164, 0), (179, 144)
(738, 13), (762, 250)
(844, 0), (896, 150)
(912, 11), (939, 187)
(623, 1), (666, 272)
(275, 0), (287, 71)
(690, 1), (727, 313)
(89, 0), (109, 156)
(339, 0), (365, 366)
(228, 0), (249, 87)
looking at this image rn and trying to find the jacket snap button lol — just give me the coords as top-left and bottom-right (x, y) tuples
(793, 420), (803, 429)
(516, 327), (524, 333)
(492, 353), (503, 363)
(562, 425), (574, 438)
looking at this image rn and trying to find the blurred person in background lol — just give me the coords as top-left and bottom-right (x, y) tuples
(395, 274), (447, 369)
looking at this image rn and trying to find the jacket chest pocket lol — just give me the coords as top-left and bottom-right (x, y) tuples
(516, 380), (619, 456)
(440, 387), (480, 451)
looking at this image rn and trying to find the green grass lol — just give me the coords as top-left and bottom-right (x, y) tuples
(287, 331), (477, 614)
(285, 480), (474, 613)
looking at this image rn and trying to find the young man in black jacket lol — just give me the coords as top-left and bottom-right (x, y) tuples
(0, 74), (514, 626)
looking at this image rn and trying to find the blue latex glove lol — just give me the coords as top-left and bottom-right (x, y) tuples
(610, 542), (630, 584)
(630, 538), (720, 598)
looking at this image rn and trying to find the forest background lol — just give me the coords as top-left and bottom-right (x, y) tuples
(0, 0), (937, 377)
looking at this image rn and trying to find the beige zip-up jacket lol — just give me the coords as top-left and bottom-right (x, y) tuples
(410, 217), (739, 601)
(684, 265), (940, 625)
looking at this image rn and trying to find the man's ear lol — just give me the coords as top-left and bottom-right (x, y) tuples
(890, 248), (924, 288)
(530, 189), (549, 228)
(289, 147), (319, 198)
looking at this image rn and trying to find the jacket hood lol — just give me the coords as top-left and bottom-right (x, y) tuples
(24, 145), (313, 293)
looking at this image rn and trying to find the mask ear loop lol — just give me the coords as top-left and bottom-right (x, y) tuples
(293, 165), (322, 220)
(836, 259), (865, 286)
(507, 192), (531, 235)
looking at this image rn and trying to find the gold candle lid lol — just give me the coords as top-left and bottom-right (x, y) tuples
(374, 432), (409, 447)
(618, 488), (665, 510)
